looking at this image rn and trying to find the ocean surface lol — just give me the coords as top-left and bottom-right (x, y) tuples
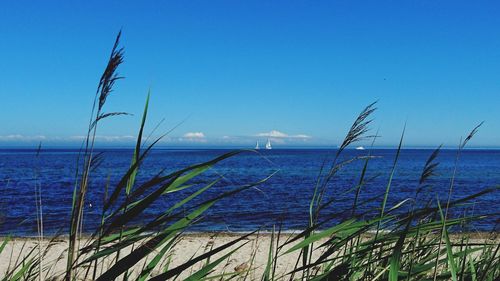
(0, 148), (498, 236)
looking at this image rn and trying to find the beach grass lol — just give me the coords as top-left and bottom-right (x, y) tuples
(0, 32), (499, 281)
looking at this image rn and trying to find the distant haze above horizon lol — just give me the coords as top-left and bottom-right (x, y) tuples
(1, 1), (499, 147)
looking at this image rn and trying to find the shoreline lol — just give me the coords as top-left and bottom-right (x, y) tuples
(2, 230), (498, 240)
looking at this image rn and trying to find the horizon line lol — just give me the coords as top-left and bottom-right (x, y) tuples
(1, 145), (500, 150)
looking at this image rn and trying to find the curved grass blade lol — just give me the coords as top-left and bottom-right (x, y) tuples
(96, 201), (217, 280)
(437, 198), (458, 281)
(284, 219), (357, 255)
(184, 243), (247, 281)
(389, 221), (410, 281)
(148, 230), (257, 281)
(0, 236), (10, 255)
(136, 233), (181, 281)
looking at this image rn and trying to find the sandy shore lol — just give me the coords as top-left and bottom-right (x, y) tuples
(0, 232), (320, 280)
(1, 232), (497, 280)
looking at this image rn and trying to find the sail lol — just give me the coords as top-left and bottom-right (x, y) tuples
(265, 138), (272, 149)
(255, 141), (260, 149)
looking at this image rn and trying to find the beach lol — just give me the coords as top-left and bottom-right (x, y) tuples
(1, 232), (497, 280)
(0, 232), (319, 280)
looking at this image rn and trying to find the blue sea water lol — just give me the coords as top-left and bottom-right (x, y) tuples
(0, 148), (498, 236)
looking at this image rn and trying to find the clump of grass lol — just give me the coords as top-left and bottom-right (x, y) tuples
(274, 117), (499, 280)
(0, 32), (498, 281)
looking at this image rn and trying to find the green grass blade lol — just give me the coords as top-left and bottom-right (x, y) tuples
(263, 226), (275, 281)
(136, 235), (179, 281)
(126, 91), (149, 195)
(468, 252), (477, 281)
(437, 199), (458, 281)
(380, 124), (405, 218)
(0, 236), (10, 255)
(9, 258), (34, 281)
(284, 219), (357, 254)
(95, 201), (216, 280)
(389, 227), (408, 281)
(166, 179), (219, 214)
(184, 244), (246, 281)
(149, 231), (257, 281)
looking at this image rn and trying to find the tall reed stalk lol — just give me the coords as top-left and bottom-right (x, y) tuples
(66, 31), (125, 281)
(34, 143), (43, 281)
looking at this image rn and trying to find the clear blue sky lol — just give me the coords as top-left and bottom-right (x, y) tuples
(1, 1), (499, 147)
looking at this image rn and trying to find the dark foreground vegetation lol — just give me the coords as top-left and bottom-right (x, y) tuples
(1, 32), (498, 281)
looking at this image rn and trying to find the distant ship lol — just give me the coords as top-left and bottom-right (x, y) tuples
(265, 138), (272, 150)
(355, 146), (365, 150)
(255, 141), (260, 150)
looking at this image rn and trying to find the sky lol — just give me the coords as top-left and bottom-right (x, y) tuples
(0, 1), (499, 148)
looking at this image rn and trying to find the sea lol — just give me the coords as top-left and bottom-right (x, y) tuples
(0, 148), (498, 236)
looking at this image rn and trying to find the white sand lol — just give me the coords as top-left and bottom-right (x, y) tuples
(0, 233), (322, 280)
(0, 232), (496, 280)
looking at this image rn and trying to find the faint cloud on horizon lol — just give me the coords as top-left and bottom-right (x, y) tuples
(0, 134), (47, 142)
(0, 130), (314, 146)
(256, 130), (311, 139)
(179, 132), (207, 143)
(182, 132), (206, 139)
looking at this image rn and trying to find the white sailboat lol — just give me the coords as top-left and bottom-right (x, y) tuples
(255, 141), (260, 150)
(265, 138), (272, 149)
(355, 146), (365, 150)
